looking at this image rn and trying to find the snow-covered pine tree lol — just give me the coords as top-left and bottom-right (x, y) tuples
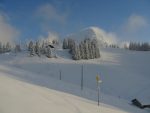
(41, 41), (46, 55)
(72, 44), (78, 60)
(95, 45), (100, 58)
(35, 41), (41, 57)
(84, 40), (90, 59)
(15, 44), (21, 53)
(88, 40), (94, 59)
(28, 41), (33, 51)
(0, 42), (2, 53)
(91, 44), (94, 58)
(68, 38), (75, 52)
(52, 39), (59, 45)
(46, 46), (52, 58)
(79, 41), (84, 59)
(2, 44), (6, 53)
(63, 38), (68, 49)
(28, 41), (35, 56)
(72, 44), (81, 60)
(77, 45), (81, 60)
(92, 39), (100, 58)
(6, 42), (11, 52)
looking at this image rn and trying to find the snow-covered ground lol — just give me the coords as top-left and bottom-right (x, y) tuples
(0, 74), (132, 113)
(0, 48), (150, 113)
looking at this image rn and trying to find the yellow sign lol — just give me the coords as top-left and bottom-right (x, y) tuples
(96, 75), (102, 84)
(96, 75), (100, 82)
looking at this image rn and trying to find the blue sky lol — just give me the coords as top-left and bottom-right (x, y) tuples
(0, 0), (150, 43)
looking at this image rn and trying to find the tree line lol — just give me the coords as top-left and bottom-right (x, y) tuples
(128, 42), (150, 51)
(0, 38), (101, 60)
(0, 42), (11, 53)
(28, 40), (57, 58)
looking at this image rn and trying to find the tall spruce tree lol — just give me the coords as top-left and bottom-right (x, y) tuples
(46, 46), (52, 58)
(63, 38), (68, 49)
(35, 41), (41, 56)
(29, 41), (35, 56)
(0, 42), (2, 53)
(6, 42), (11, 52)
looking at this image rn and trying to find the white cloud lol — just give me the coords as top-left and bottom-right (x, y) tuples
(124, 14), (148, 32)
(0, 12), (19, 44)
(36, 4), (67, 25)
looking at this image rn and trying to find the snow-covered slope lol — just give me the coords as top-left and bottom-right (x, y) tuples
(0, 73), (131, 113)
(66, 27), (117, 46)
(0, 48), (150, 113)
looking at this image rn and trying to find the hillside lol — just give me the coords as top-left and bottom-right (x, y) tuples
(0, 48), (150, 113)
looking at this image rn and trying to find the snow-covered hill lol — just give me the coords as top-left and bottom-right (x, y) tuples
(0, 48), (150, 113)
(66, 27), (117, 46)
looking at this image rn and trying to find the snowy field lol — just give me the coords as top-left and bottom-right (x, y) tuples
(0, 48), (150, 113)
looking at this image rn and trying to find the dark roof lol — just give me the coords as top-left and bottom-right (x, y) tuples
(46, 45), (54, 48)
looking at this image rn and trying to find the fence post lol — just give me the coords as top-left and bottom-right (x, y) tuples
(59, 69), (61, 80)
(81, 64), (84, 90)
(96, 75), (102, 106)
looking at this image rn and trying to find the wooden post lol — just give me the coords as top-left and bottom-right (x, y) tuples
(59, 69), (61, 80)
(81, 64), (83, 90)
(96, 75), (102, 106)
(98, 83), (100, 106)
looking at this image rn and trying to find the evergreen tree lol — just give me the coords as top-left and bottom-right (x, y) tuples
(91, 44), (96, 58)
(28, 41), (33, 51)
(79, 41), (84, 59)
(77, 45), (81, 60)
(52, 39), (59, 45)
(129, 42), (150, 51)
(0, 42), (2, 53)
(84, 40), (89, 59)
(72, 44), (78, 60)
(91, 39), (100, 58)
(63, 38), (68, 49)
(71, 38), (101, 60)
(15, 44), (21, 53)
(46, 46), (52, 58)
(88, 40), (93, 59)
(28, 41), (35, 56)
(6, 42), (11, 52)
(68, 38), (75, 51)
(2, 44), (6, 53)
(41, 41), (46, 54)
(95, 45), (100, 58)
(35, 41), (41, 56)
(72, 44), (81, 60)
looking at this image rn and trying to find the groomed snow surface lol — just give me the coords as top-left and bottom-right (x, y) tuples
(0, 48), (150, 113)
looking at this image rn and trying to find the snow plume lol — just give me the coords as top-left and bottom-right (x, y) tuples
(120, 41), (130, 48)
(38, 31), (59, 44)
(0, 12), (19, 45)
(92, 27), (118, 45)
(67, 27), (118, 46)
